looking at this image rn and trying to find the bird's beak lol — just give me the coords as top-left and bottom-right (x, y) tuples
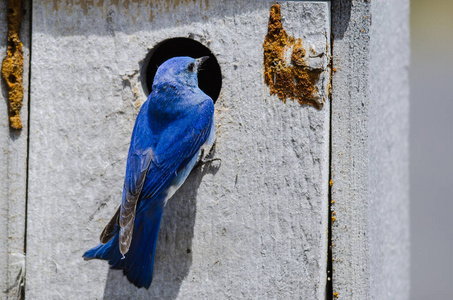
(195, 56), (209, 71)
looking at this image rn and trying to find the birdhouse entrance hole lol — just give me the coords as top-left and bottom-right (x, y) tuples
(142, 38), (222, 103)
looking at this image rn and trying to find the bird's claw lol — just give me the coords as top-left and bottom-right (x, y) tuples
(201, 157), (222, 164)
(195, 145), (221, 169)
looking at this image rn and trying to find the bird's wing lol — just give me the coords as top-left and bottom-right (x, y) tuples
(118, 146), (154, 254)
(98, 147), (153, 245)
(99, 205), (120, 243)
(117, 100), (214, 255)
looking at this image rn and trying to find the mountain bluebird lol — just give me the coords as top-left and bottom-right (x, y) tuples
(83, 56), (215, 289)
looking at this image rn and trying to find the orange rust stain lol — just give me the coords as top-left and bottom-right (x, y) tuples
(52, 0), (59, 11)
(46, 0), (209, 13)
(81, 0), (94, 15)
(263, 4), (323, 109)
(45, 0), (210, 23)
(1, 0), (24, 130)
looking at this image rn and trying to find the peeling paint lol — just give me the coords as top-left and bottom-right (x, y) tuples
(263, 4), (323, 109)
(1, 0), (24, 130)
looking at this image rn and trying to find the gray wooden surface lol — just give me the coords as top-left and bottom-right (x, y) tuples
(0, 1), (30, 298)
(0, 1), (411, 299)
(330, 0), (410, 299)
(25, 1), (330, 299)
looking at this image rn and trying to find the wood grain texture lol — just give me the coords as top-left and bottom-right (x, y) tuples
(0, 0), (29, 298)
(26, 1), (330, 299)
(330, 1), (410, 299)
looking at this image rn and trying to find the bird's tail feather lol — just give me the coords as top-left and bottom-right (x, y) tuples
(83, 207), (164, 289)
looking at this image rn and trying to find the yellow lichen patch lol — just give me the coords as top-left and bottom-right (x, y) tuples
(1, 0), (24, 130)
(263, 4), (323, 109)
(334, 292), (339, 298)
(329, 179), (333, 186)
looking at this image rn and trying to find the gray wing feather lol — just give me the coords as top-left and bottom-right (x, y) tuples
(119, 148), (153, 255)
(99, 205), (120, 243)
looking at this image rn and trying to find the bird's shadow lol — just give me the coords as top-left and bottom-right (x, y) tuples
(102, 159), (220, 299)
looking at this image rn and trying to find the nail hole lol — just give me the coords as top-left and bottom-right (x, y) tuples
(8, 74), (16, 83)
(141, 37), (222, 103)
(8, 42), (16, 53)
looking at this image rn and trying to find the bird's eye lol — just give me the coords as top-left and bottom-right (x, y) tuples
(187, 62), (195, 72)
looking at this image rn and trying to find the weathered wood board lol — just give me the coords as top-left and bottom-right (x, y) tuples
(0, 1), (30, 298)
(25, 1), (330, 299)
(330, 1), (410, 299)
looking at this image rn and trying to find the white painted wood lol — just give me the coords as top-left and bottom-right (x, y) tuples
(26, 1), (330, 299)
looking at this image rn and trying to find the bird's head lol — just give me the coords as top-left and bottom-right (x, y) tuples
(152, 56), (209, 90)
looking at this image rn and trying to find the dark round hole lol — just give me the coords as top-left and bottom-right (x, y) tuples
(8, 74), (16, 84)
(141, 38), (222, 103)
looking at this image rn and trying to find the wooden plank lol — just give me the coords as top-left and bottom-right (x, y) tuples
(0, 0), (30, 298)
(330, 1), (410, 299)
(26, 1), (330, 298)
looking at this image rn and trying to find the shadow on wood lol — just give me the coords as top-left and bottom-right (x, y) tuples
(102, 159), (220, 299)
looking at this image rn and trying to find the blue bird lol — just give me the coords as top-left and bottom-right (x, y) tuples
(83, 56), (215, 289)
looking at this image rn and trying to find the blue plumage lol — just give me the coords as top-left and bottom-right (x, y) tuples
(83, 56), (215, 289)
